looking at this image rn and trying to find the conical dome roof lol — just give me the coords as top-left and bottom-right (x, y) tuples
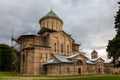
(39, 10), (63, 24)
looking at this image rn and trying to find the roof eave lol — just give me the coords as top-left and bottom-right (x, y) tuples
(39, 16), (63, 25)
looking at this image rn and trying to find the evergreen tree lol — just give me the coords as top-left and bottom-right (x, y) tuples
(106, 2), (120, 67)
(0, 44), (15, 71)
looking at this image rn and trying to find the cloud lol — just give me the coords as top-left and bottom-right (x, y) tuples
(0, 0), (119, 61)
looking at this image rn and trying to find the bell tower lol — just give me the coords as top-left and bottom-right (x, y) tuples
(38, 10), (63, 34)
(91, 50), (98, 59)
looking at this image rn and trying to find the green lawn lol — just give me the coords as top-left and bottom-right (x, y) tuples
(0, 72), (120, 80)
(60, 75), (120, 80)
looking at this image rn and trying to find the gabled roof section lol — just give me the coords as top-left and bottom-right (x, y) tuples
(44, 53), (104, 65)
(45, 53), (88, 65)
(62, 30), (75, 42)
(17, 34), (45, 42)
(90, 57), (104, 62)
(43, 59), (60, 65)
(52, 54), (72, 63)
(85, 57), (105, 65)
(67, 53), (81, 59)
(86, 60), (95, 65)
(91, 50), (98, 54)
(40, 10), (63, 24)
(67, 52), (88, 59)
(49, 30), (75, 42)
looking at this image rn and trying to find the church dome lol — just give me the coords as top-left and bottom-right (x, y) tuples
(39, 10), (63, 24)
(38, 10), (63, 32)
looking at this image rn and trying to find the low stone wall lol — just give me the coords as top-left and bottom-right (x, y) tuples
(111, 68), (120, 74)
(105, 67), (120, 74)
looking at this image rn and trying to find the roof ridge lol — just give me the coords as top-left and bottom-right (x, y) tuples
(52, 54), (72, 63)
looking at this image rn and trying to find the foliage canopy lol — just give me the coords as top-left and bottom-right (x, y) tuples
(106, 2), (120, 67)
(0, 44), (15, 71)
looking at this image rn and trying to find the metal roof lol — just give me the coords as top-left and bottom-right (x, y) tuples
(52, 54), (72, 63)
(67, 52), (88, 59)
(90, 57), (104, 62)
(86, 60), (95, 64)
(67, 53), (81, 58)
(44, 53), (104, 65)
(43, 59), (60, 65)
(40, 10), (63, 23)
(90, 58), (99, 61)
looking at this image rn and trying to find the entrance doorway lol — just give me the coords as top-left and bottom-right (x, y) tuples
(98, 68), (101, 74)
(78, 68), (81, 74)
(43, 65), (47, 74)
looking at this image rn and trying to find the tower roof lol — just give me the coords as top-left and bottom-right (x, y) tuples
(91, 50), (98, 54)
(39, 10), (63, 24)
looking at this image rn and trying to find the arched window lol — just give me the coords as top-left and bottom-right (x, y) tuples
(76, 60), (82, 65)
(98, 63), (102, 68)
(47, 20), (49, 28)
(49, 20), (52, 29)
(54, 20), (56, 30)
(42, 21), (44, 27)
(45, 20), (47, 28)
(54, 43), (56, 52)
(67, 67), (70, 73)
(67, 45), (69, 54)
(52, 20), (54, 29)
(61, 43), (63, 53)
(23, 54), (25, 63)
(56, 21), (58, 29)
(40, 53), (42, 59)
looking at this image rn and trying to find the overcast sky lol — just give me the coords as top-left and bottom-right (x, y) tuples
(0, 0), (119, 61)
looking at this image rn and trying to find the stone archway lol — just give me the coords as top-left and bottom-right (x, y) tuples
(97, 63), (102, 74)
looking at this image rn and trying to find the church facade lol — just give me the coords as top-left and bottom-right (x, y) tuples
(17, 10), (104, 76)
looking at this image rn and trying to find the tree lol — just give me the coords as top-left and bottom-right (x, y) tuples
(0, 44), (15, 71)
(106, 2), (120, 67)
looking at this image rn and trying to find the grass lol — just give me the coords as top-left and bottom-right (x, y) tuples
(60, 75), (120, 80)
(0, 72), (120, 80)
(0, 71), (20, 77)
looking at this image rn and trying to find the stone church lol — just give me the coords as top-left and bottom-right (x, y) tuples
(16, 10), (104, 76)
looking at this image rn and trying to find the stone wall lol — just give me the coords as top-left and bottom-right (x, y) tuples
(40, 18), (63, 31)
(19, 35), (45, 50)
(20, 48), (34, 74)
(105, 67), (120, 74)
(48, 32), (73, 55)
